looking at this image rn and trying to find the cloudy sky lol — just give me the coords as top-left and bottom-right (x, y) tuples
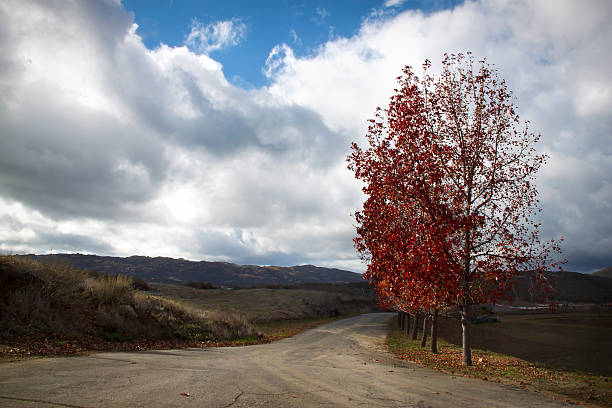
(1, 0), (610, 273)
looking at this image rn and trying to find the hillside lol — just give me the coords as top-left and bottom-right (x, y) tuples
(0, 256), (258, 353)
(23, 254), (364, 287)
(512, 271), (612, 303)
(592, 266), (612, 279)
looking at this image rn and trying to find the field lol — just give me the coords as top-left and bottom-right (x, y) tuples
(147, 282), (379, 342)
(437, 312), (612, 376)
(387, 311), (612, 407)
(149, 282), (377, 322)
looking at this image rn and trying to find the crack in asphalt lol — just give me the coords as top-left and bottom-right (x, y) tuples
(86, 356), (137, 364)
(221, 388), (244, 408)
(221, 387), (305, 407)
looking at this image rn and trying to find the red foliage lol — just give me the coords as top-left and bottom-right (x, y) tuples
(347, 53), (563, 364)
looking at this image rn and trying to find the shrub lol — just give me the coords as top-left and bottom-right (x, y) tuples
(131, 277), (151, 291)
(185, 281), (216, 290)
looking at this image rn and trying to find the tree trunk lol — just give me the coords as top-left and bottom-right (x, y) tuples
(430, 309), (438, 354)
(461, 182), (473, 365)
(404, 312), (411, 335)
(461, 304), (472, 365)
(411, 313), (419, 339)
(420, 313), (429, 347)
(398, 311), (403, 328)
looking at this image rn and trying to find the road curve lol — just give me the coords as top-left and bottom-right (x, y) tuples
(0, 313), (570, 407)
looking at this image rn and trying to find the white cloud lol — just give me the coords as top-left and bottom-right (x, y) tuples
(384, 0), (405, 7)
(0, 0), (611, 273)
(289, 28), (301, 45)
(264, 43), (296, 79)
(313, 6), (330, 25)
(185, 18), (247, 54)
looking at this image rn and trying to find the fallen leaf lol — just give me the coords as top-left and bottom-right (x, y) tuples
(180, 393), (191, 397)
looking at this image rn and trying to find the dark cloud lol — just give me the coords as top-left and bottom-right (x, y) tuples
(0, 85), (166, 220)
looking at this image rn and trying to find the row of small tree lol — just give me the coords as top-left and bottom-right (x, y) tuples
(347, 53), (562, 365)
(396, 310), (439, 352)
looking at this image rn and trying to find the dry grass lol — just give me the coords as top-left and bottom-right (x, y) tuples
(0, 256), (259, 354)
(148, 282), (377, 322)
(387, 314), (612, 407)
(1, 256), (90, 339)
(89, 274), (134, 305)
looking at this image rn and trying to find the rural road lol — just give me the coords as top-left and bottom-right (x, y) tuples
(0, 313), (570, 407)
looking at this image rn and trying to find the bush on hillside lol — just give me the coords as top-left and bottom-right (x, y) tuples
(185, 281), (216, 290)
(132, 277), (151, 291)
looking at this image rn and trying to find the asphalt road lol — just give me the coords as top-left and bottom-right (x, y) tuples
(0, 313), (570, 407)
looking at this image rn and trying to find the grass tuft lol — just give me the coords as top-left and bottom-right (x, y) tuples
(89, 274), (134, 305)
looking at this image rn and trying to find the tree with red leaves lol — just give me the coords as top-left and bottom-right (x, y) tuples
(348, 53), (562, 366)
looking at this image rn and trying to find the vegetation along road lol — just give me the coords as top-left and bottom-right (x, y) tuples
(0, 313), (570, 408)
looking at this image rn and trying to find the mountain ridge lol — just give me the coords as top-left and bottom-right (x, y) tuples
(18, 254), (612, 302)
(22, 253), (364, 287)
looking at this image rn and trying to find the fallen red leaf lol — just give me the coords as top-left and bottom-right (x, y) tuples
(180, 393), (191, 397)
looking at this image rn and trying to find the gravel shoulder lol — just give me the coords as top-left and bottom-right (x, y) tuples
(0, 313), (571, 407)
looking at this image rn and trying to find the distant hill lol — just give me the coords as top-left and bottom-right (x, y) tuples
(23, 254), (364, 287)
(592, 266), (612, 279)
(512, 271), (612, 303)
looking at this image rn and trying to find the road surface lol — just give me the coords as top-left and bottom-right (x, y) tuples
(0, 313), (570, 407)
